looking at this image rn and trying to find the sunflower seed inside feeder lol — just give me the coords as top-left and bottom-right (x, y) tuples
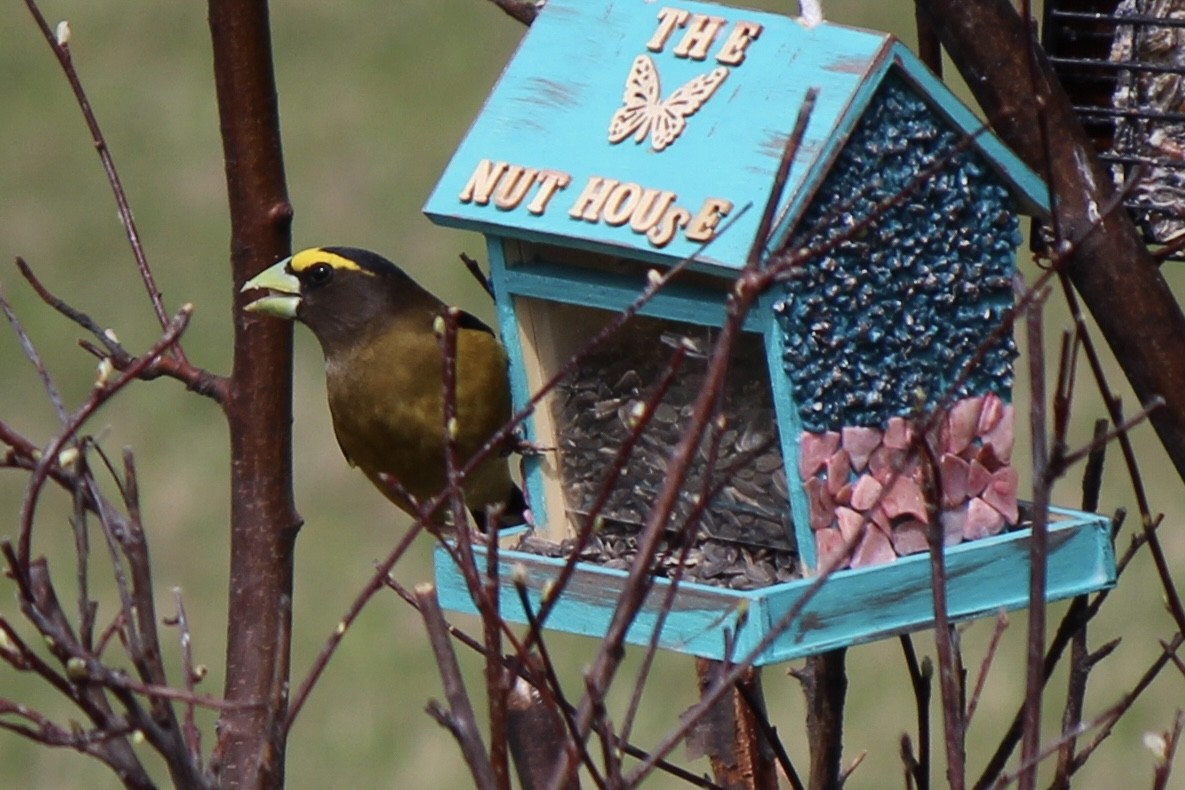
(551, 314), (796, 563)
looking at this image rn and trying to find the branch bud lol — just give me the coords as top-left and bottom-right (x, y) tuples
(65, 656), (87, 680)
(57, 447), (80, 469)
(511, 563), (528, 586)
(95, 358), (116, 388)
(1144, 732), (1169, 764)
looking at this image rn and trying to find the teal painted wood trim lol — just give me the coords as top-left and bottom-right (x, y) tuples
(488, 238), (551, 528)
(887, 43), (1051, 217)
(435, 507), (1115, 664)
(434, 213), (745, 275)
(501, 260), (765, 333)
(759, 292), (814, 568)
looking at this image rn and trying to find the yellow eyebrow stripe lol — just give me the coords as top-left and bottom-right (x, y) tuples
(289, 248), (375, 275)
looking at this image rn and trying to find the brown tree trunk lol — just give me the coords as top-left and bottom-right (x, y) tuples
(801, 650), (847, 790)
(207, 0), (299, 786)
(694, 659), (779, 790)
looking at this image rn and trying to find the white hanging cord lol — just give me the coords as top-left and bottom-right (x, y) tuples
(798, 0), (825, 27)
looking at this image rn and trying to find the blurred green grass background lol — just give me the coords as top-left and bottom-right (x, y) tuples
(2, 0), (1184, 786)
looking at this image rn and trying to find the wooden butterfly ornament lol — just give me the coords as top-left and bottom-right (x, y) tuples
(608, 54), (729, 152)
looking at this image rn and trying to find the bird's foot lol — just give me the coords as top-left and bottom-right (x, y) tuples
(504, 433), (552, 457)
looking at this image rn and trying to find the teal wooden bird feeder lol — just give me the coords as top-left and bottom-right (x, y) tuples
(425, 0), (1116, 664)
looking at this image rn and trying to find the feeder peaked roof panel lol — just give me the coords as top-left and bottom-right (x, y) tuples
(424, 0), (1049, 273)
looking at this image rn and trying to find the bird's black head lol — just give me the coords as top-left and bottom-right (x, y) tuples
(243, 246), (440, 357)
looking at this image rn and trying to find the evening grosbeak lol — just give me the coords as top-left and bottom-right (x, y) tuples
(241, 246), (526, 529)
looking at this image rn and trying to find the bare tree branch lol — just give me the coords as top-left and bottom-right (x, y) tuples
(21, 0), (187, 360)
(417, 583), (498, 790)
(14, 258), (228, 403)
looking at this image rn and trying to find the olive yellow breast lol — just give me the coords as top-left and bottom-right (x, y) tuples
(324, 318), (514, 516)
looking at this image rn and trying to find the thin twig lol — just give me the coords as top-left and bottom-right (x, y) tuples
(483, 526), (510, 790)
(85, 474), (141, 667)
(437, 307), (512, 790)
(1080, 418), (1108, 515)
(460, 253), (496, 300)
(1068, 635), (1183, 775)
(1053, 419), (1110, 788)
(167, 588), (204, 765)
(69, 451), (95, 653)
(965, 612), (1008, 728)
(1056, 274), (1185, 635)
(917, 436), (965, 789)
(0, 611), (85, 704)
(21, 0), (184, 360)
(18, 305), (192, 570)
(284, 514), (429, 730)
(15, 258), (227, 403)
(1055, 401), (1163, 471)
(0, 700), (150, 786)
(995, 637), (1182, 786)
(747, 87), (819, 270)
(0, 283), (69, 423)
(416, 583), (498, 790)
(900, 635), (931, 790)
(1151, 712), (1184, 790)
(1019, 279), (1051, 790)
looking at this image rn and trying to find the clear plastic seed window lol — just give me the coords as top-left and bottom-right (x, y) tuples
(517, 302), (797, 590)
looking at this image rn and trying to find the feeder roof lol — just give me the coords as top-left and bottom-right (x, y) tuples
(424, 0), (1049, 274)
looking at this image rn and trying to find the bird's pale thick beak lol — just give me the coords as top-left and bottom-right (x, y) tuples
(241, 257), (301, 319)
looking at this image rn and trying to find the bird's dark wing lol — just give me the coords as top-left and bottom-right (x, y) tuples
(453, 309), (496, 336)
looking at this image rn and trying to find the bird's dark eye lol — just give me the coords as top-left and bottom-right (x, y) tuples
(304, 262), (334, 287)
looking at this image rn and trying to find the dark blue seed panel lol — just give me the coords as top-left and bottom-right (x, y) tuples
(776, 75), (1020, 433)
